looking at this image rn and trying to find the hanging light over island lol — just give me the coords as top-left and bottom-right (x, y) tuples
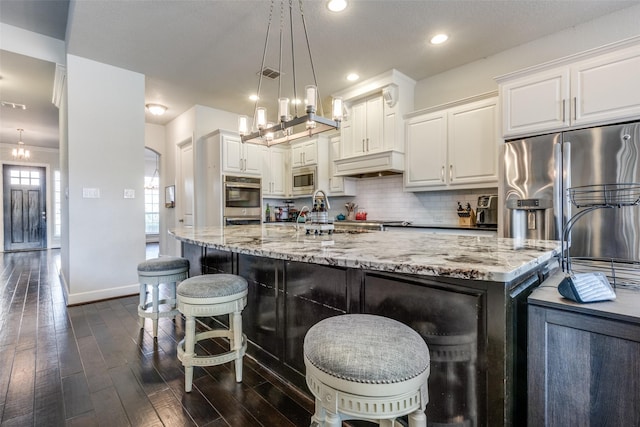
(238, 0), (342, 146)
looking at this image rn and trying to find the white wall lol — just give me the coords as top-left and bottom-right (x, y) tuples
(64, 54), (146, 304)
(162, 105), (239, 256)
(414, 3), (640, 110)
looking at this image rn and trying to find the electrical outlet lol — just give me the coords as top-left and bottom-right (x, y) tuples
(124, 189), (135, 199)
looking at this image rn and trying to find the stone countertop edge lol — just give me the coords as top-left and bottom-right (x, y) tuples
(169, 225), (561, 283)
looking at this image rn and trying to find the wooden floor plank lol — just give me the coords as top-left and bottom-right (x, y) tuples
(61, 372), (94, 419)
(34, 366), (65, 426)
(2, 347), (36, 423)
(108, 364), (164, 426)
(76, 335), (114, 393)
(89, 386), (130, 427)
(147, 388), (199, 427)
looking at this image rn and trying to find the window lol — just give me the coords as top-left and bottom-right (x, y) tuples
(54, 170), (61, 237)
(10, 169), (40, 186)
(145, 176), (159, 235)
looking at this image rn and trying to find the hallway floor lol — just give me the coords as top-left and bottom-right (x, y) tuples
(0, 249), (317, 426)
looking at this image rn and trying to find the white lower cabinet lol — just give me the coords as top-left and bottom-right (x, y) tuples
(262, 146), (288, 196)
(405, 96), (499, 191)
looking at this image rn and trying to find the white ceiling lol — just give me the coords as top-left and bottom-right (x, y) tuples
(1, 0), (639, 151)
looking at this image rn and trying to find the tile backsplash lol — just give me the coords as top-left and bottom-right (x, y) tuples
(266, 174), (497, 225)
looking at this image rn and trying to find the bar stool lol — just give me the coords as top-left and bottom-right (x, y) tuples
(137, 256), (189, 338)
(304, 314), (430, 427)
(176, 274), (248, 392)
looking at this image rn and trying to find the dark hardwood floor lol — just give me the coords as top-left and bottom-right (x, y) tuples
(0, 249), (317, 426)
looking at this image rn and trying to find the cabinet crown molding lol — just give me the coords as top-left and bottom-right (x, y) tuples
(333, 69), (415, 102)
(404, 91), (497, 120)
(495, 35), (640, 83)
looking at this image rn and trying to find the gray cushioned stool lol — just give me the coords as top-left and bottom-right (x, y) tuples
(177, 274), (248, 392)
(137, 256), (189, 338)
(304, 314), (430, 427)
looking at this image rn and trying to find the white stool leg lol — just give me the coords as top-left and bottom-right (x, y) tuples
(379, 419), (395, 427)
(231, 310), (243, 382)
(151, 284), (160, 338)
(171, 282), (178, 321)
(408, 409), (427, 427)
(138, 282), (146, 328)
(184, 315), (196, 392)
(324, 411), (341, 427)
(310, 397), (325, 426)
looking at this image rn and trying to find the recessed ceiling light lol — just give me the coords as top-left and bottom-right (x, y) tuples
(249, 94), (259, 101)
(146, 103), (167, 116)
(327, 0), (347, 12)
(430, 34), (449, 45)
(346, 73), (359, 82)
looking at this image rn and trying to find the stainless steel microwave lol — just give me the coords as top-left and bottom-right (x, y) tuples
(292, 166), (316, 196)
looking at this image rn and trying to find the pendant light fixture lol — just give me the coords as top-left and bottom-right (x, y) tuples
(11, 128), (30, 160)
(239, 0), (343, 146)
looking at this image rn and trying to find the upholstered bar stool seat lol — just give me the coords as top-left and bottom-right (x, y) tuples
(137, 256), (189, 338)
(304, 314), (430, 427)
(177, 274), (248, 392)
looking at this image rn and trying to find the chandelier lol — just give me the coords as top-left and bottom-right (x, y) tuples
(238, 0), (342, 146)
(12, 128), (30, 160)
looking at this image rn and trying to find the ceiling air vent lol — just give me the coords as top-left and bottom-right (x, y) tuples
(260, 67), (281, 79)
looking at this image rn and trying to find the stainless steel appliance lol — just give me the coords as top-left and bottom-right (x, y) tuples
(476, 195), (498, 226)
(503, 120), (640, 262)
(292, 166), (316, 196)
(223, 175), (262, 225)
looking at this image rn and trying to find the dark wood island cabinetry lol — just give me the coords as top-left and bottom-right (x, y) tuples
(528, 271), (640, 427)
(170, 225), (560, 426)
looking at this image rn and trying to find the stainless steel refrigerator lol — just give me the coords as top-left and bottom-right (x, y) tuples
(503, 120), (640, 264)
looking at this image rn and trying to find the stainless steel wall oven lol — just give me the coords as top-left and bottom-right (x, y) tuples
(223, 175), (262, 225)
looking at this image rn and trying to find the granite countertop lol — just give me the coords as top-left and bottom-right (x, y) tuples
(169, 224), (560, 283)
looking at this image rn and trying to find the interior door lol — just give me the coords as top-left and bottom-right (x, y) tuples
(178, 139), (194, 227)
(3, 165), (47, 251)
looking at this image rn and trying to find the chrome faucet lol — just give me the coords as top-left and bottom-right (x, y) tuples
(312, 189), (330, 210)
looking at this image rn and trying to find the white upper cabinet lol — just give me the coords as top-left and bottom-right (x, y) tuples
(499, 68), (570, 137)
(405, 96), (499, 191)
(405, 111), (447, 188)
(448, 99), (499, 185)
(262, 146), (288, 196)
(333, 69), (415, 176)
(222, 133), (262, 175)
(571, 46), (640, 126)
(498, 39), (640, 138)
(291, 139), (318, 167)
(345, 95), (385, 157)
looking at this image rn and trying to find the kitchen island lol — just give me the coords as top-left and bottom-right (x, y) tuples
(170, 224), (560, 427)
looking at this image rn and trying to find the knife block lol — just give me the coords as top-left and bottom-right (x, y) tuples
(458, 209), (476, 226)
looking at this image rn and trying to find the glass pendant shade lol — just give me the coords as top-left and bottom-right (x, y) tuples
(238, 115), (249, 135)
(332, 97), (343, 121)
(278, 98), (290, 122)
(256, 107), (267, 130)
(305, 85), (317, 113)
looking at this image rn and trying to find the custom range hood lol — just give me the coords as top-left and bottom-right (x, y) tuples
(333, 150), (404, 178)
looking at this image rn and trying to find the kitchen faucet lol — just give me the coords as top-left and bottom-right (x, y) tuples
(312, 189), (330, 210)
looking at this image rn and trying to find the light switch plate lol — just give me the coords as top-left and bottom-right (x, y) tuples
(124, 189), (135, 199)
(82, 187), (100, 198)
